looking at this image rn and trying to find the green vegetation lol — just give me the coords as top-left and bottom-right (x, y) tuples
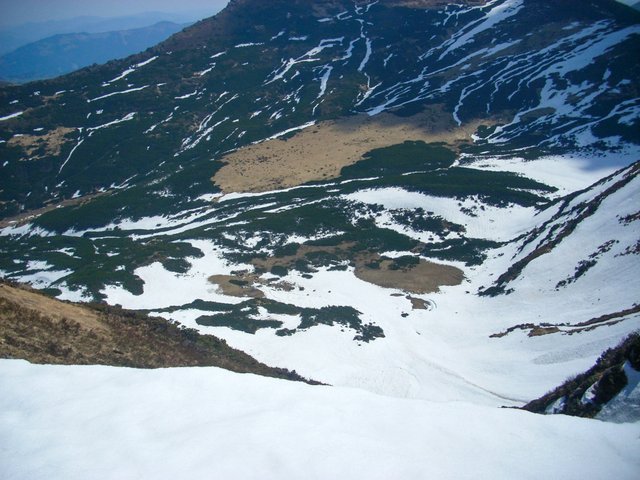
(340, 141), (456, 179)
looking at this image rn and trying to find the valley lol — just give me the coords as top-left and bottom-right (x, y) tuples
(0, 0), (639, 478)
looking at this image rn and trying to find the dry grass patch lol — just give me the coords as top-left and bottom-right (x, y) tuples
(353, 256), (464, 294)
(212, 107), (490, 194)
(0, 283), (106, 333)
(214, 242), (464, 297)
(209, 274), (265, 298)
(8, 127), (76, 160)
(0, 280), (312, 382)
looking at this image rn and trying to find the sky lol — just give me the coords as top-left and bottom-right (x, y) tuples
(0, 0), (231, 28)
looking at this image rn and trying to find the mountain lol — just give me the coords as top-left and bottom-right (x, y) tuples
(634, 2), (640, 11)
(0, 11), (217, 57)
(0, 0), (639, 474)
(0, 22), (191, 84)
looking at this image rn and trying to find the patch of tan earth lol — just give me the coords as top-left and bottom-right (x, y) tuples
(0, 283), (106, 333)
(407, 296), (431, 310)
(211, 242), (463, 299)
(250, 243), (356, 271)
(354, 257), (464, 294)
(0, 280), (312, 381)
(7, 127), (76, 160)
(208, 274), (265, 298)
(212, 106), (493, 194)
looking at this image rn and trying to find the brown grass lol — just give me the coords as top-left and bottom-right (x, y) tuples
(209, 274), (265, 298)
(0, 280), (313, 382)
(212, 107), (490, 194)
(7, 127), (76, 160)
(207, 243), (463, 297)
(353, 256), (464, 294)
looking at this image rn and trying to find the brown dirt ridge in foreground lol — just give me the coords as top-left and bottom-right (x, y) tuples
(212, 107), (491, 194)
(0, 280), (313, 382)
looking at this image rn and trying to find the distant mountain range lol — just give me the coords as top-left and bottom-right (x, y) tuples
(0, 21), (190, 83)
(0, 11), (214, 57)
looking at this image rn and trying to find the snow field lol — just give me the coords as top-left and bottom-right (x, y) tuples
(1, 360), (639, 480)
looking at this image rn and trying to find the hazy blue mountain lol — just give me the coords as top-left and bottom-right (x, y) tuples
(0, 22), (190, 83)
(0, 11), (217, 56)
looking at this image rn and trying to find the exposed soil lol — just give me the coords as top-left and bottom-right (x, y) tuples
(7, 127), (76, 160)
(209, 274), (265, 298)
(212, 242), (464, 297)
(212, 107), (490, 194)
(490, 304), (640, 338)
(0, 279), (312, 382)
(353, 256), (464, 294)
(408, 296), (431, 310)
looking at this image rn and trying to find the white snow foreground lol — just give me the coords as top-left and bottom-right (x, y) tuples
(1, 360), (638, 480)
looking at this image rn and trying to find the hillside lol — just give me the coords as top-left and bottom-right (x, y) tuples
(0, 22), (190, 84)
(0, 279), (309, 380)
(523, 332), (640, 422)
(0, 0), (639, 476)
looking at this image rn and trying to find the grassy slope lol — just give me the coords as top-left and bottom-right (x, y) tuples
(0, 279), (313, 382)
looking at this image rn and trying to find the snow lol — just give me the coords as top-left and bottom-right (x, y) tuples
(57, 138), (84, 174)
(11, 260), (72, 288)
(135, 56), (158, 68)
(235, 42), (264, 48)
(262, 121), (316, 141)
(174, 88), (198, 100)
(106, 68), (135, 84)
(265, 38), (344, 84)
(358, 38), (372, 72)
(87, 86), (148, 103)
(106, 57), (158, 84)
(438, 0), (524, 60)
(196, 65), (215, 76)
(597, 361), (640, 423)
(101, 240), (249, 310)
(316, 66), (333, 98)
(462, 154), (621, 196)
(0, 111), (23, 121)
(1, 360), (639, 480)
(343, 187), (537, 242)
(56, 284), (92, 302)
(86, 112), (136, 132)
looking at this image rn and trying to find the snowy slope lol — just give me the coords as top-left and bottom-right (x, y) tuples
(1, 360), (639, 480)
(13, 161), (627, 407)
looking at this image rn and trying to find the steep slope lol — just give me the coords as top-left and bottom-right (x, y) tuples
(0, 0), (637, 217)
(0, 22), (190, 84)
(0, 279), (309, 380)
(523, 333), (640, 422)
(1, 360), (639, 480)
(0, 0), (638, 409)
